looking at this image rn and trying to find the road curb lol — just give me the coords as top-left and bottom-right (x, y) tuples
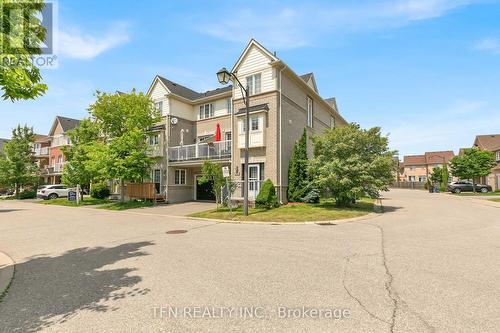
(0, 251), (15, 303)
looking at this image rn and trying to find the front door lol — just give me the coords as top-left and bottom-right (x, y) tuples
(196, 175), (215, 201)
(153, 169), (161, 194)
(248, 164), (260, 198)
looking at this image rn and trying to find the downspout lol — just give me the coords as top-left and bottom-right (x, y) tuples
(279, 65), (285, 204)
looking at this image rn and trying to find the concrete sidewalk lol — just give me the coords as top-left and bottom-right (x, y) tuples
(0, 251), (15, 300)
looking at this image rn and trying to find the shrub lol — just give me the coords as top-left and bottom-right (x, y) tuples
(91, 183), (110, 199)
(256, 179), (279, 209)
(302, 188), (320, 203)
(18, 190), (36, 199)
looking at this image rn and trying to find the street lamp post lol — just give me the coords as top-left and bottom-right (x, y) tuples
(217, 67), (250, 216)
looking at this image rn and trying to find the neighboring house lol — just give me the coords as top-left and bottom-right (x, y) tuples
(472, 134), (500, 191)
(33, 134), (51, 183)
(402, 151), (455, 182)
(146, 39), (347, 203)
(44, 116), (81, 184)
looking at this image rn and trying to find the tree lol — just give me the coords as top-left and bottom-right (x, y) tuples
(287, 128), (309, 202)
(308, 123), (396, 207)
(429, 166), (443, 184)
(0, 125), (38, 196)
(62, 119), (106, 200)
(0, 0), (48, 101)
(88, 90), (160, 201)
(256, 179), (279, 209)
(199, 160), (228, 210)
(449, 147), (496, 193)
(441, 163), (449, 192)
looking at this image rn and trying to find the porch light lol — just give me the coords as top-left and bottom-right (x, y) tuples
(217, 67), (231, 85)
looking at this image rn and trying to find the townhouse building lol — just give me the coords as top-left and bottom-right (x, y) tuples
(472, 134), (500, 191)
(146, 39), (347, 203)
(402, 150), (455, 182)
(43, 116), (81, 185)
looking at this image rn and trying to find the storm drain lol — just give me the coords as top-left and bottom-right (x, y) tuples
(166, 230), (188, 234)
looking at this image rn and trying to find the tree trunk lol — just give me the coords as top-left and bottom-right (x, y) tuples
(15, 183), (20, 198)
(120, 179), (125, 202)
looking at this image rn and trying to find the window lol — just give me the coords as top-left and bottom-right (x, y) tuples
(149, 134), (159, 145)
(307, 96), (313, 127)
(409, 176), (416, 181)
(418, 176), (427, 182)
(225, 131), (232, 141)
(174, 169), (186, 185)
(251, 117), (259, 131)
(154, 101), (163, 112)
(330, 116), (336, 128)
(496, 151), (500, 161)
(226, 98), (232, 114)
(199, 104), (214, 120)
(57, 155), (62, 164)
(246, 73), (261, 96)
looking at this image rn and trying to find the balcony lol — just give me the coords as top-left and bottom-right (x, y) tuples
(34, 147), (49, 156)
(45, 163), (64, 174)
(168, 140), (231, 162)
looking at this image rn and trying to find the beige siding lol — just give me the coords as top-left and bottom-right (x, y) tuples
(196, 115), (231, 138)
(170, 98), (195, 121)
(194, 97), (232, 120)
(233, 45), (276, 99)
(149, 81), (169, 116)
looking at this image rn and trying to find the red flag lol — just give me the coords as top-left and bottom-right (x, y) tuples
(215, 123), (221, 141)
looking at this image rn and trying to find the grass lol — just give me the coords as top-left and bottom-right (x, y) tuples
(190, 198), (375, 222)
(39, 197), (111, 207)
(450, 191), (500, 196)
(97, 200), (154, 211)
(488, 198), (500, 202)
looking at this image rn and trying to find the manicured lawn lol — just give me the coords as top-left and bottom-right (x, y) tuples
(39, 197), (111, 207)
(488, 198), (500, 202)
(451, 192), (500, 196)
(97, 200), (154, 211)
(190, 198), (374, 222)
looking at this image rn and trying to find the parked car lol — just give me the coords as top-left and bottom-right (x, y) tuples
(37, 185), (74, 200)
(446, 181), (492, 193)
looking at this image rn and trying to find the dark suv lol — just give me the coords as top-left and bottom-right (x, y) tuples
(446, 181), (492, 193)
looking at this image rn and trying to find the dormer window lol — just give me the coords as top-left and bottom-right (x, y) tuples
(199, 104), (214, 120)
(246, 73), (261, 96)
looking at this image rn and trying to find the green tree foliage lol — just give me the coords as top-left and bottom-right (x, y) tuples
(256, 179), (279, 209)
(429, 166), (443, 183)
(309, 123), (396, 207)
(62, 119), (106, 200)
(88, 90), (160, 201)
(199, 160), (228, 209)
(0, 0), (48, 100)
(90, 182), (110, 199)
(449, 147), (496, 192)
(0, 125), (37, 196)
(287, 128), (309, 202)
(441, 164), (450, 192)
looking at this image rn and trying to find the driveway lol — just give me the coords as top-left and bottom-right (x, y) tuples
(0, 190), (499, 332)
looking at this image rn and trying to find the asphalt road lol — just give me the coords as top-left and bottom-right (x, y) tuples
(0, 189), (499, 332)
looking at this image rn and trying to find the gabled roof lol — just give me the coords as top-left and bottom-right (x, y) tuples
(34, 134), (50, 142)
(158, 76), (201, 101)
(404, 155), (426, 166)
(299, 73), (318, 93)
(231, 38), (278, 73)
(425, 151), (454, 164)
(324, 97), (338, 112)
(148, 75), (232, 102)
(49, 116), (81, 136)
(473, 134), (500, 151)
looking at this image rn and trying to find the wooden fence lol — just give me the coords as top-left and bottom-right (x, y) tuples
(126, 182), (163, 201)
(391, 182), (426, 190)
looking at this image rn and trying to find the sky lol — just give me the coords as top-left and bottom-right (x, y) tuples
(1, 0), (500, 158)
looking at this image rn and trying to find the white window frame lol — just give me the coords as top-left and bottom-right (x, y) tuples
(330, 116), (336, 128)
(496, 151), (500, 161)
(154, 101), (163, 112)
(226, 98), (232, 114)
(246, 73), (261, 96)
(251, 117), (259, 131)
(174, 169), (187, 185)
(307, 96), (313, 128)
(199, 103), (214, 120)
(149, 133), (159, 146)
(241, 116), (261, 133)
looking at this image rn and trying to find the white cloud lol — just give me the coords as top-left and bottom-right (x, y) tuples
(474, 37), (500, 54)
(59, 23), (130, 60)
(198, 0), (481, 49)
